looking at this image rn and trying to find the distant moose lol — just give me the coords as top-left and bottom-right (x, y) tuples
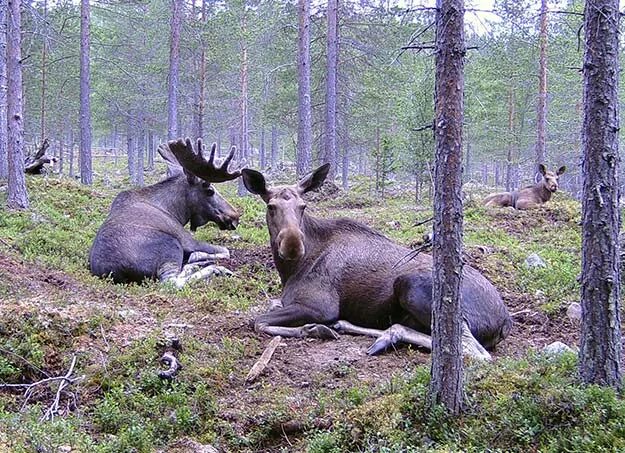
(242, 164), (512, 359)
(90, 138), (240, 287)
(483, 164), (566, 210)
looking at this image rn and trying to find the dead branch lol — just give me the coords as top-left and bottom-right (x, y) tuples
(0, 355), (84, 421)
(158, 351), (182, 380)
(246, 336), (282, 384)
(414, 216), (434, 227)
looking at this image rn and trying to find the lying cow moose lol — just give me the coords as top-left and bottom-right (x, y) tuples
(90, 138), (240, 287)
(483, 164), (566, 210)
(242, 164), (512, 359)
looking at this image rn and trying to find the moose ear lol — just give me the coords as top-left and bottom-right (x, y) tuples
(538, 164), (547, 176)
(556, 166), (566, 176)
(242, 169), (268, 197)
(298, 163), (330, 194)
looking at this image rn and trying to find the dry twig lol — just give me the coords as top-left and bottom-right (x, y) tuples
(246, 336), (282, 383)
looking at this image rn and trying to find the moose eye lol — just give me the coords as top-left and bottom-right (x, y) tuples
(202, 183), (215, 196)
(267, 204), (277, 213)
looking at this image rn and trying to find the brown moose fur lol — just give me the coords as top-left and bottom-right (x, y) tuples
(242, 164), (512, 356)
(483, 164), (566, 210)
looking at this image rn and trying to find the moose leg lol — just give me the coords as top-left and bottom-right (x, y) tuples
(255, 304), (340, 340)
(393, 274), (491, 360)
(333, 320), (432, 354)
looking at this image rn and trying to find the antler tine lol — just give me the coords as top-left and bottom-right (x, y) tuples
(207, 143), (217, 166)
(222, 145), (236, 168)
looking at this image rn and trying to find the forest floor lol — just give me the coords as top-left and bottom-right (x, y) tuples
(0, 170), (623, 453)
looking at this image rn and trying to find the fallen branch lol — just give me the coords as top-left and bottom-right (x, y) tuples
(246, 336), (282, 384)
(0, 354), (84, 421)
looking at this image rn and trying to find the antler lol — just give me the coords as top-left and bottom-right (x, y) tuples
(164, 138), (241, 183)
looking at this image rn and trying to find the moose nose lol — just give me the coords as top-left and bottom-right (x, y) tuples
(277, 229), (305, 261)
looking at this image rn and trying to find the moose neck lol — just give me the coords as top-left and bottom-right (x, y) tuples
(140, 175), (193, 225)
(271, 213), (327, 285)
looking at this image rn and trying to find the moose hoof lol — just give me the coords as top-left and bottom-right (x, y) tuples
(207, 265), (233, 277)
(302, 324), (339, 340)
(332, 320), (350, 332)
(367, 337), (392, 356)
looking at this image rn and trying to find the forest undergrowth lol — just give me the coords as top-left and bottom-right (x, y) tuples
(0, 171), (622, 453)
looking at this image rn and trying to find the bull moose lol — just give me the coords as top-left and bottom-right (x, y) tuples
(89, 138), (240, 287)
(241, 164), (512, 359)
(483, 164), (566, 210)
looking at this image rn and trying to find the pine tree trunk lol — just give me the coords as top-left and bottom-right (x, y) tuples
(127, 116), (136, 183)
(341, 127), (349, 190)
(6, 0), (28, 208)
(271, 125), (278, 168)
(536, 0), (548, 169)
(196, 0), (207, 140)
(147, 131), (154, 171)
(167, 0), (182, 140)
(0, 0), (7, 179)
(260, 128), (266, 170)
(323, 0), (338, 180)
(296, 0), (312, 177)
(429, 0), (465, 415)
(40, 0), (47, 143)
(238, 7), (249, 196)
(69, 129), (75, 178)
(506, 86), (515, 192)
(79, 0), (92, 185)
(136, 114), (145, 187)
(58, 136), (64, 175)
(579, 0), (622, 389)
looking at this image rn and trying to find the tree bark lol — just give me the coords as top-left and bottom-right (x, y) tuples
(429, 0), (465, 415)
(79, 0), (92, 185)
(40, 0), (47, 143)
(68, 129), (74, 178)
(136, 113), (145, 187)
(126, 116), (136, 183)
(167, 0), (182, 140)
(579, 0), (622, 389)
(296, 0), (312, 177)
(0, 0), (7, 179)
(271, 125), (278, 168)
(238, 6), (249, 196)
(536, 0), (548, 169)
(260, 128), (266, 170)
(323, 0), (338, 179)
(196, 0), (207, 140)
(6, 0), (28, 208)
(506, 86), (515, 192)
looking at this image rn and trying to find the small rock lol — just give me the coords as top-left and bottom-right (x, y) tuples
(566, 302), (582, 324)
(542, 341), (575, 356)
(524, 253), (546, 268)
(386, 220), (401, 230)
(58, 447), (72, 453)
(230, 234), (242, 241)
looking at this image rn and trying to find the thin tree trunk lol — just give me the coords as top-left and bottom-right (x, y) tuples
(6, 0), (28, 208)
(79, 0), (92, 185)
(296, 0), (312, 177)
(196, 0), (207, 140)
(167, 0), (182, 140)
(136, 113), (145, 187)
(506, 86), (515, 192)
(147, 131), (154, 171)
(127, 116), (136, 183)
(58, 135), (64, 175)
(0, 0), (7, 179)
(40, 0), (47, 143)
(260, 128), (266, 170)
(323, 0), (338, 179)
(271, 125), (278, 168)
(579, 0), (622, 389)
(341, 129), (349, 190)
(429, 0), (465, 415)
(238, 6), (249, 195)
(536, 0), (548, 169)
(69, 129), (74, 178)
